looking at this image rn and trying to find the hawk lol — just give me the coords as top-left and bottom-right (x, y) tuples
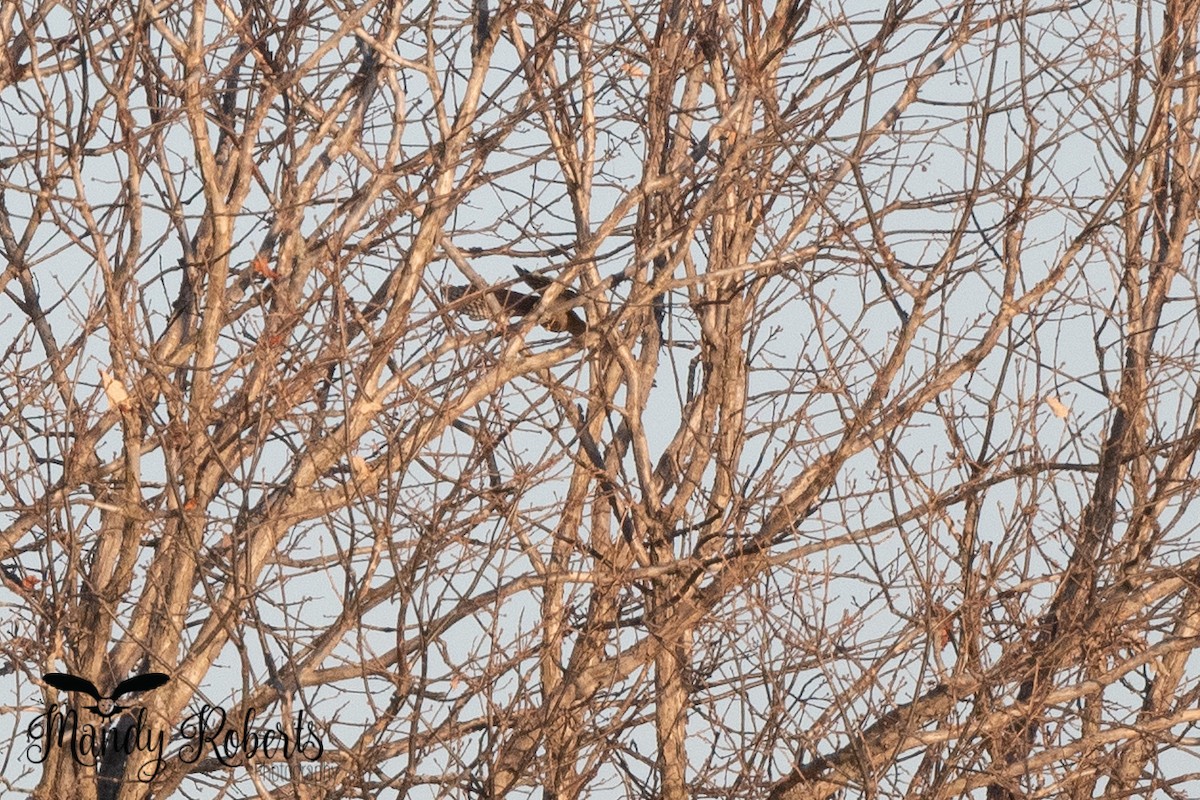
(442, 266), (587, 336)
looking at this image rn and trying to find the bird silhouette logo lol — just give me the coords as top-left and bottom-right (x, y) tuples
(43, 672), (170, 719)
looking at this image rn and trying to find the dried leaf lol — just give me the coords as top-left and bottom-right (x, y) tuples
(1046, 395), (1070, 419)
(99, 369), (130, 411)
(252, 253), (280, 280)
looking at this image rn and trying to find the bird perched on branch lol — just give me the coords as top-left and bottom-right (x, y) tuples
(442, 266), (587, 336)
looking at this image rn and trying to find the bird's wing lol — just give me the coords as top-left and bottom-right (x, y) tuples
(111, 672), (171, 699)
(445, 285), (540, 319)
(513, 266), (579, 301)
(490, 288), (541, 316)
(44, 673), (102, 700)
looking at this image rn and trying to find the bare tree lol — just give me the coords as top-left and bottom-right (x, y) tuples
(3, 0), (1200, 798)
